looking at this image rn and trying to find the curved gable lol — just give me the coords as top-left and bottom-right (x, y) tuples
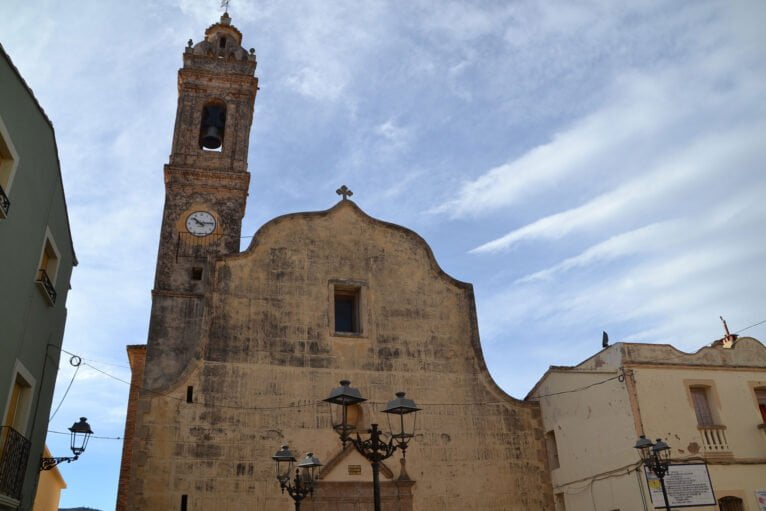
(234, 199), (469, 290)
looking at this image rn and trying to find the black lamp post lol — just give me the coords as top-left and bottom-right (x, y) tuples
(40, 417), (93, 471)
(324, 380), (420, 511)
(634, 435), (672, 510)
(272, 445), (322, 511)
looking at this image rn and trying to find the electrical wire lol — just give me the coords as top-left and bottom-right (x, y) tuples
(61, 347), (627, 413)
(734, 318), (766, 334)
(556, 460), (643, 496)
(48, 354), (82, 422)
(47, 429), (121, 440)
(60, 348), (130, 370)
(527, 372), (625, 401)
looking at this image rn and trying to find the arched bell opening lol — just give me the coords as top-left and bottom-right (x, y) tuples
(199, 100), (226, 151)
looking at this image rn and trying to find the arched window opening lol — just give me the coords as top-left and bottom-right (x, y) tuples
(199, 101), (226, 152)
(219, 37), (226, 49)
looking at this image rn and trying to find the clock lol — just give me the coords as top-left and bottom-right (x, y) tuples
(185, 211), (217, 237)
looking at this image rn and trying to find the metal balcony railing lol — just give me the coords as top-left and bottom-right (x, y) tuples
(0, 426), (31, 501)
(698, 424), (729, 452)
(36, 268), (57, 305)
(0, 183), (9, 218)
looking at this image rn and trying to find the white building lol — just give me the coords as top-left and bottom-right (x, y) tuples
(527, 336), (766, 511)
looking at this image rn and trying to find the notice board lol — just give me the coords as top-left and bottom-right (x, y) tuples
(644, 463), (716, 508)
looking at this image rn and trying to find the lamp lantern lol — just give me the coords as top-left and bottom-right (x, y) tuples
(633, 434), (653, 462)
(633, 435), (673, 510)
(323, 380), (366, 443)
(296, 452), (322, 484)
(652, 438), (671, 462)
(272, 444), (296, 483)
(40, 417), (94, 471)
(382, 391), (420, 454)
(69, 417), (93, 456)
(270, 446), (320, 510)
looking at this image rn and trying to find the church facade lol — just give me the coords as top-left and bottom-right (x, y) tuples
(118, 15), (553, 510)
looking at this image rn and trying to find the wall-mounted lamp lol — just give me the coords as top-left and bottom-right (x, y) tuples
(40, 417), (93, 471)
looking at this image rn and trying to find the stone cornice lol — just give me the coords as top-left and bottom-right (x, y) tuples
(151, 289), (204, 299)
(179, 68), (258, 89)
(164, 165), (250, 193)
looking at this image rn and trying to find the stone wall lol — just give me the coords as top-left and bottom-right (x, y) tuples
(126, 200), (553, 510)
(116, 345), (146, 511)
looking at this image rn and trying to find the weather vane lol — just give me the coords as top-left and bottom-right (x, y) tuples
(220, 0), (230, 13)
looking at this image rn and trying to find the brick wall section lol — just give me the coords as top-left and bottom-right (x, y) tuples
(116, 345), (146, 511)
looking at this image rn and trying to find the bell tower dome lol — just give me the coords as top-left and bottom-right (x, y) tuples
(144, 13), (258, 389)
(170, 12), (258, 169)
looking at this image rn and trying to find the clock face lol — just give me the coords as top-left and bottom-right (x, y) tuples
(185, 211), (217, 237)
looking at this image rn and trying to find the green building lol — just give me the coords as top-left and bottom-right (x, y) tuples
(0, 44), (77, 510)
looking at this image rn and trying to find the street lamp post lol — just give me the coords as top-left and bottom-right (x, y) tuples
(324, 380), (420, 511)
(40, 417), (94, 471)
(272, 445), (322, 511)
(634, 435), (672, 510)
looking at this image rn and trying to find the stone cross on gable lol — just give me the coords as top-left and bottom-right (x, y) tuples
(336, 185), (353, 200)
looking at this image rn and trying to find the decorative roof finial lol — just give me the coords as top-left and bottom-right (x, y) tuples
(336, 185), (353, 200)
(719, 316), (737, 348)
(220, 0), (230, 14)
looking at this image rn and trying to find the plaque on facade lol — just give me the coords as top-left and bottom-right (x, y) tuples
(644, 464), (716, 508)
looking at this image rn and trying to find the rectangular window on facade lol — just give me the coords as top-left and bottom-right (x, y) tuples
(690, 387), (714, 426)
(3, 380), (25, 430)
(545, 430), (560, 470)
(0, 115), (19, 218)
(334, 287), (360, 334)
(756, 388), (766, 423)
(36, 230), (60, 305)
(2, 367), (34, 435)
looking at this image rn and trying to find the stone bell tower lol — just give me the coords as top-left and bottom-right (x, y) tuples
(145, 12), (258, 389)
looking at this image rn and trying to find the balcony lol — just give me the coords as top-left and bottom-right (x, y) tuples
(0, 183), (9, 218)
(0, 426), (31, 502)
(698, 424), (730, 454)
(36, 268), (57, 305)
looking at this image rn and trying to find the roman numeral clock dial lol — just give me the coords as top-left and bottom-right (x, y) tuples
(185, 210), (217, 237)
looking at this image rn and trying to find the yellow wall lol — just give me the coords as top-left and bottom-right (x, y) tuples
(635, 365), (766, 511)
(33, 446), (66, 511)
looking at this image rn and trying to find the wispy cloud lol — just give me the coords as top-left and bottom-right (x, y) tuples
(2, 2), (765, 507)
(470, 120), (764, 253)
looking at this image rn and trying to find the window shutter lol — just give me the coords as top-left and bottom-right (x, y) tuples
(756, 388), (766, 423)
(690, 388), (714, 426)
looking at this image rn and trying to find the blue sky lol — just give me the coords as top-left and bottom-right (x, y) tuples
(2, 0), (765, 509)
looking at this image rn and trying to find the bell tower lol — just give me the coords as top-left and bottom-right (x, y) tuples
(145, 12), (258, 389)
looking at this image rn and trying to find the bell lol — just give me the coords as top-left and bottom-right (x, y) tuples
(200, 104), (226, 149)
(200, 125), (222, 149)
